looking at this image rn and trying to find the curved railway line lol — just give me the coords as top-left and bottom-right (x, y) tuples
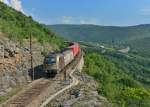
(0, 51), (83, 107)
(40, 54), (81, 107)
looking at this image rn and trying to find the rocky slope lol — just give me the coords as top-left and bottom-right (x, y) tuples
(0, 32), (54, 103)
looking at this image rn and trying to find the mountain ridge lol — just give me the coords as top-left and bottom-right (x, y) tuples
(50, 24), (150, 44)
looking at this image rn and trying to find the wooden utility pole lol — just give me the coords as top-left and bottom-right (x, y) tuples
(30, 33), (34, 80)
(0, 45), (4, 90)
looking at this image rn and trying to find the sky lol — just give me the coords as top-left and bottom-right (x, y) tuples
(3, 0), (150, 26)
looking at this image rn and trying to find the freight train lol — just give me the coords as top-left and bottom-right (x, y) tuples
(43, 42), (80, 75)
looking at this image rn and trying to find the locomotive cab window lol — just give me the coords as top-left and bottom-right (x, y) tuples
(45, 57), (56, 64)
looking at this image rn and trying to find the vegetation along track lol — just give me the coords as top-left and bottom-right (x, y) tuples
(0, 51), (83, 107)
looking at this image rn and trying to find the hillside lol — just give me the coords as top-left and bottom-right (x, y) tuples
(0, 2), (65, 103)
(79, 39), (150, 106)
(83, 52), (150, 107)
(50, 24), (150, 44)
(0, 2), (64, 49)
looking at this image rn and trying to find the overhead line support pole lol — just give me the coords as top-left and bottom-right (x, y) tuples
(30, 33), (34, 80)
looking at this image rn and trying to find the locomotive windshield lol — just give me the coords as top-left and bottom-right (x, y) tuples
(44, 57), (56, 64)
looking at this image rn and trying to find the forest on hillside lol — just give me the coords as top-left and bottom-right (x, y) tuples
(0, 2), (64, 49)
(84, 52), (150, 107)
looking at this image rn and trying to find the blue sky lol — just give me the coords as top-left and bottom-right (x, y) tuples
(4, 0), (150, 26)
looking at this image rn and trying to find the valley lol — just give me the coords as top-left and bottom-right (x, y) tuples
(50, 24), (150, 107)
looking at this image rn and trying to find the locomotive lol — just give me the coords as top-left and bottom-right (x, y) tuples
(43, 42), (80, 75)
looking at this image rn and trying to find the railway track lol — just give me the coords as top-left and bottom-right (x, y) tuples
(0, 51), (83, 107)
(0, 78), (51, 107)
(40, 52), (82, 107)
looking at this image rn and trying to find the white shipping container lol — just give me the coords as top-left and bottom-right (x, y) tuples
(63, 50), (74, 66)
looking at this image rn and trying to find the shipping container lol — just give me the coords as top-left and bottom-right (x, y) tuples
(68, 43), (80, 57)
(62, 50), (74, 66)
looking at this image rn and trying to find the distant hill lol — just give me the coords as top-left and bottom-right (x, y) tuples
(49, 24), (150, 55)
(124, 37), (150, 56)
(0, 2), (64, 48)
(50, 24), (150, 44)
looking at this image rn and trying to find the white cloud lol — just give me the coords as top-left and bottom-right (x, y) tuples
(60, 16), (99, 25)
(10, 0), (24, 13)
(61, 16), (74, 24)
(140, 8), (150, 16)
(80, 19), (97, 24)
(3, 0), (24, 13)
